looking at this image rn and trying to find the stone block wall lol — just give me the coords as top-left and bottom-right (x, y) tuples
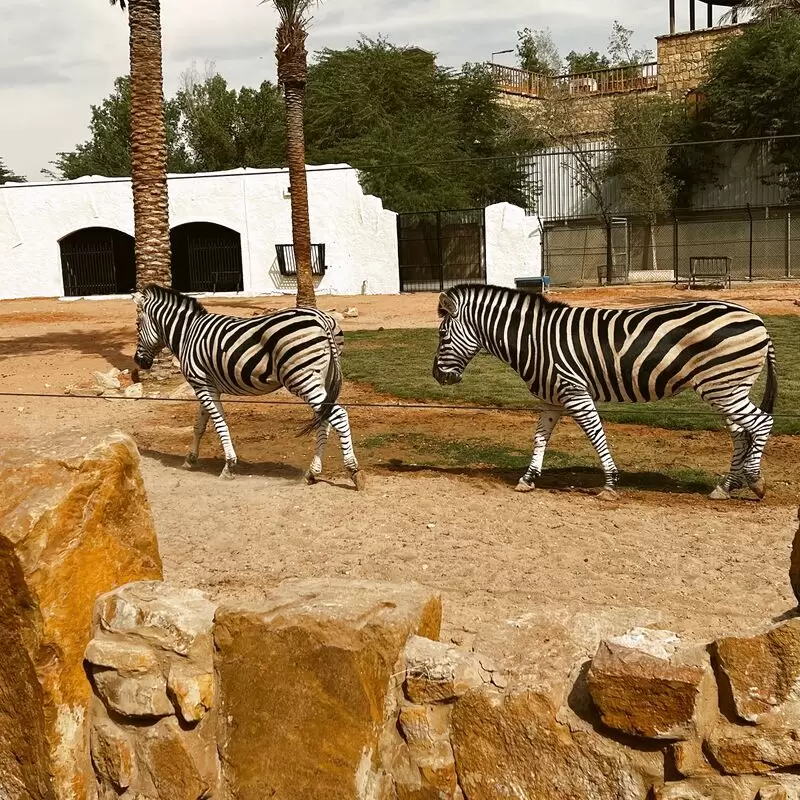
(656, 24), (748, 99)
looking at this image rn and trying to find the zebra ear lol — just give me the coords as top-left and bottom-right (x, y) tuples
(132, 291), (144, 307)
(438, 293), (458, 318)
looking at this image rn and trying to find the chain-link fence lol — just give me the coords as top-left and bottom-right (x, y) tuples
(543, 209), (799, 287)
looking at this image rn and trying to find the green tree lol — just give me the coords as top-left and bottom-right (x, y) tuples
(305, 37), (540, 212)
(48, 76), (189, 179)
(565, 50), (610, 74)
(174, 66), (285, 172)
(724, 0), (800, 21)
(607, 21), (653, 66)
(516, 27), (562, 74)
(270, 0), (317, 309)
(698, 13), (800, 199)
(0, 158), (26, 184)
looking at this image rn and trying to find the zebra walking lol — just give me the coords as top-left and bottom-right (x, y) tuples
(133, 284), (365, 490)
(432, 284), (777, 500)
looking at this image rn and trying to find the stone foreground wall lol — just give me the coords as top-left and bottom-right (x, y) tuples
(87, 531), (800, 800)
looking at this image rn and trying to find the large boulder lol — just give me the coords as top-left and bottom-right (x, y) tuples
(214, 578), (442, 800)
(706, 725), (800, 775)
(712, 619), (800, 726)
(0, 536), (54, 800)
(85, 582), (218, 800)
(587, 628), (718, 740)
(450, 689), (654, 800)
(0, 432), (162, 800)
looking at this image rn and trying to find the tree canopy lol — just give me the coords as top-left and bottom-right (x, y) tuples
(48, 37), (541, 213)
(696, 13), (800, 199)
(0, 157), (26, 184)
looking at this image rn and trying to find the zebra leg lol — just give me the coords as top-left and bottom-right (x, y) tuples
(183, 405), (210, 470)
(304, 423), (332, 485)
(707, 394), (773, 500)
(195, 387), (238, 480)
(515, 407), (562, 493)
(327, 403), (365, 491)
(709, 421), (750, 500)
(561, 389), (620, 500)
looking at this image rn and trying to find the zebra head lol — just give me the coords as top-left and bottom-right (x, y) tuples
(132, 287), (165, 370)
(432, 289), (482, 386)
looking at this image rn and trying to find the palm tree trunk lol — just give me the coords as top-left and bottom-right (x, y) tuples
(284, 84), (316, 308)
(128, 0), (171, 290)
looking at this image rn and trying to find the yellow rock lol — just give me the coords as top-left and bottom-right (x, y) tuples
(0, 432), (162, 800)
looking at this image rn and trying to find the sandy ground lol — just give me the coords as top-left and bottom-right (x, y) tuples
(1, 283), (798, 645)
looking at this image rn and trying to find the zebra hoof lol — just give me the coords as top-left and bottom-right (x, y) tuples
(182, 456), (197, 471)
(220, 465), (235, 481)
(352, 470), (366, 492)
(597, 488), (620, 502)
(749, 477), (766, 500)
(514, 479), (535, 493)
(709, 485), (731, 501)
(304, 470), (318, 485)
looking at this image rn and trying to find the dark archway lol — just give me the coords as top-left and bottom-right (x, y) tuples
(59, 227), (135, 296)
(170, 222), (244, 293)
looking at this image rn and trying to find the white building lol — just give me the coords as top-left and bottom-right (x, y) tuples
(0, 165), (542, 301)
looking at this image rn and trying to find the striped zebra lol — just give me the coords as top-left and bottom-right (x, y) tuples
(432, 284), (777, 500)
(133, 284), (364, 490)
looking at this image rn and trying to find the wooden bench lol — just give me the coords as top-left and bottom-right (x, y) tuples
(514, 276), (551, 294)
(689, 256), (731, 289)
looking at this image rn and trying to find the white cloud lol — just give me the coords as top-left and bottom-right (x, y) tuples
(1, 0), (698, 180)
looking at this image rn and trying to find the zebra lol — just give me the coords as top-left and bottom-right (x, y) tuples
(432, 284), (777, 501)
(133, 284), (365, 490)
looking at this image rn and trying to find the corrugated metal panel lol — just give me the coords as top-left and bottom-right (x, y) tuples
(522, 141), (789, 220)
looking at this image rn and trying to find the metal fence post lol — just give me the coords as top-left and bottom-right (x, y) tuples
(672, 214), (679, 284)
(747, 203), (754, 282)
(787, 211), (793, 279)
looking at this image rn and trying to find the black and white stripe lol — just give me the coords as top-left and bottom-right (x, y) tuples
(433, 284), (777, 500)
(134, 284), (364, 489)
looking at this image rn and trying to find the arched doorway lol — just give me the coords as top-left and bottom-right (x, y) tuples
(59, 227), (135, 296)
(170, 223), (244, 293)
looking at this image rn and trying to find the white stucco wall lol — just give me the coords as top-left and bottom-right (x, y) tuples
(484, 203), (542, 287)
(0, 165), (399, 300)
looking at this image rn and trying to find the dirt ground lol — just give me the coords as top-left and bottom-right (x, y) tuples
(1, 283), (799, 645)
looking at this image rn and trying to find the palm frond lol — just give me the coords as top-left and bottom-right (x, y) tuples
(263, 0), (317, 27)
(723, 0), (800, 22)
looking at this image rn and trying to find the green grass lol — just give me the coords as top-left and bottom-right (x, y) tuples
(359, 432), (717, 494)
(343, 315), (799, 435)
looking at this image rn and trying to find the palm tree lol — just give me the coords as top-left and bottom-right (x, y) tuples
(270, 0), (317, 308)
(724, 0), (800, 21)
(110, 0), (172, 291)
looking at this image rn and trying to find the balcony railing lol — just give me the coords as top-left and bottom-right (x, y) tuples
(489, 62), (659, 99)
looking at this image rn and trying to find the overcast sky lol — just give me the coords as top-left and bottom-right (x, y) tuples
(1, 0), (709, 181)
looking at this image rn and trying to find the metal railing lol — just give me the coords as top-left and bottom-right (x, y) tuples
(489, 62), (659, 99)
(275, 243), (327, 277)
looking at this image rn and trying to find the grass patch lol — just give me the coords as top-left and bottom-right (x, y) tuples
(359, 432), (717, 493)
(344, 315), (799, 434)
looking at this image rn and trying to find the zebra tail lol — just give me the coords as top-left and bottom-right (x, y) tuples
(760, 339), (778, 416)
(296, 316), (344, 437)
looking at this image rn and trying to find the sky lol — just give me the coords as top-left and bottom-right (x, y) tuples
(1, 0), (710, 181)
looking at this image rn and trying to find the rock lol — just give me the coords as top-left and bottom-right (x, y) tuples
(329, 310), (345, 323)
(587, 628), (717, 740)
(93, 368), (122, 390)
(655, 776), (768, 800)
(790, 507), (800, 606)
(712, 618), (800, 725)
(215, 578), (441, 800)
(671, 739), (719, 778)
(397, 704), (460, 798)
(450, 689), (653, 800)
(343, 306), (358, 318)
(124, 382), (144, 398)
(0, 432), (162, 800)
(92, 668), (174, 718)
(90, 716), (135, 791)
(136, 716), (217, 800)
(85, 638), (159, 675)
(95, 581), (216, 661)
(0, 535), (54, 800)
(169, 381), (196, 400)
(167, 664), (215, 723)
(706, 725), (800, 774)
(403, 636), (484, 704)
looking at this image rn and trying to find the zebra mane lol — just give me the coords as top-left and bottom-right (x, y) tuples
(447, 283), (571, 311)
(144, 284), (209, 316)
